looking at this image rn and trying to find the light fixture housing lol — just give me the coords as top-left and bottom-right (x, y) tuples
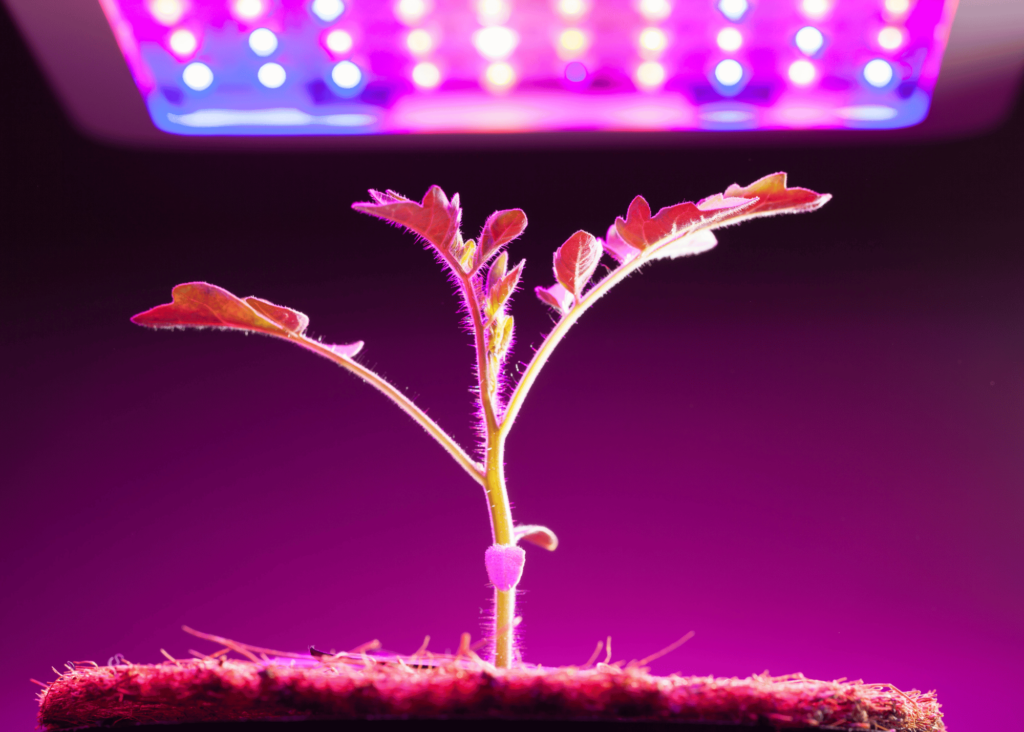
(5, 0), (1021, 143)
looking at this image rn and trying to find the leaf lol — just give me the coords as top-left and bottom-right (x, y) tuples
(535, 283), (574, 316)
(514, 524), (558, 551)
(488, 260), (525, 316)
(478, 208), (527, 260)
(603, 224), (640, 265)
(614, 195), (752, 253)
(485, 251), (509, 296)
(352, 185), (462, 253)
(648, 229), (718, 261)
(717, 172), (831, 223)
(553, 230), (603, 304)
(132, 282), (363, 357)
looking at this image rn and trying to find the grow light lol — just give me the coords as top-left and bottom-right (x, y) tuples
(97, 0), (958, 135)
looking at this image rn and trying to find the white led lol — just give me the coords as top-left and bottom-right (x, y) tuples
(395, 0), (428, 25)
(150, 0), (184, 26)
(884, 0), (910, 16)
(638, 0), (671, 21)
(794, 26), (824, 55)
(559, 28), (588, 56)
(412, 61), (441, 88)
(877, 26), (903, 50)
(635, 60), (666, 88)
(716, 27), (742, 52)
(477, 0), (511, 25)
(233, 0), (264, 21)
(484, 61), (516, 90)
(714, 58), (744, 86)
(473, 26), (519, 61)
(182, 62), (213, 91)
(311, 0), (345, 22)
(248, 28), (278, 56)
(556, 0), (587, 21)
(332, 60), (362, 88)
(168, 29), (197, 57)
(717, 0), (748, 22)
(788, 59), (816, 85)
(639, 27), (668, 54)
(863, 58), (894, 87)
(325, 29), (353, 54)
(257, 62), (286, 88)
(800, 0), (829, 19)
(407, 29), (433, 55)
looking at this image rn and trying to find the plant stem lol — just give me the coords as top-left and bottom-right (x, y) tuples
(461, 273), (517, 668)
(292, 336), (485, 487)
(500, 255), (645, 442)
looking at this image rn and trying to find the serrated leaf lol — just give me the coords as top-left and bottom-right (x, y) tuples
(553, 230), (602, 304)
(352, 185), (461, 253)
(603, 224), (640, 265)
(718, 172), (831, 222)
(478, 208), (527, 260)
(614, 195), (752, 253)
(535, 283), (573, 316)
(132, 282), (363, 357)
(514, 524), (558, 551)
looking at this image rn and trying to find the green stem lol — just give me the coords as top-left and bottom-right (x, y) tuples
(499, 254), (646, 442)
(460, 273), (516, 668)
(292, 336), (485, 487)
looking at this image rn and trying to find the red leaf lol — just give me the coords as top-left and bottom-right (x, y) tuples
(717, 171), (832, 222)
(535, 283), (573, 316)
(132, 282), (363, 357)
(514, 524), (559, 551)
(553, 230), (603, 303)
(603, 223), (639, 265)
(614, 195), (752, 252)
(478, 209), (527, 260)
(352, 185), (461, 251)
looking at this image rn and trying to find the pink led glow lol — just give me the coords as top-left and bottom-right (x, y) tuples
(412, 61), (441, 88)
(637, 0), (672, 22)
(394, 0), (429, 26)
(877, 26), (904, 50)
(167, 28), (198, 59)
(97, 0), (959, 134)
(231, 0), (265, 22)
(556, 0), (588, 21)
(556, 28), (588, 59)
(476, 0), (511, 26)
(148, 0), (185, 26)
(406, 28), (434, 55)
(800, 0), (831, 20)
(324, 29), (353, 55)
(883, 0), (912, 17)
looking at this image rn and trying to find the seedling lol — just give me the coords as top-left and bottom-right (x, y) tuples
(132, 172), (829, 669)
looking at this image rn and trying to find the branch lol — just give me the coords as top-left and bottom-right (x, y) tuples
(295, 337), (486, 487)
(499, 255), (644, 441)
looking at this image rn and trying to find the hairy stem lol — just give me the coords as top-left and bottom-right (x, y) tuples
(500, 255), (646, 441)
(461, 273), (516, 668)
(293, 337), (485, 487)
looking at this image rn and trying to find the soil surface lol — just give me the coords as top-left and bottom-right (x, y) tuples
(37, 657), (944, 731)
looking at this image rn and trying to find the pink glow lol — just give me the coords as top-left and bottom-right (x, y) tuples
(99, 0), (957, 134)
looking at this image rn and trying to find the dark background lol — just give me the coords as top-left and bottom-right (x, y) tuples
(3, 5), (1022, 730)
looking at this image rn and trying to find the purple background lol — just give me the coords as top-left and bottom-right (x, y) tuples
(3, 7), (1023, 731)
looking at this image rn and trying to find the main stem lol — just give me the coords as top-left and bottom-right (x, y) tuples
(461, 273), (516, 668)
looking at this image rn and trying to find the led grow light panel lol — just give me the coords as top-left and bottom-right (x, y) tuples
(99, 0), (958, 135)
